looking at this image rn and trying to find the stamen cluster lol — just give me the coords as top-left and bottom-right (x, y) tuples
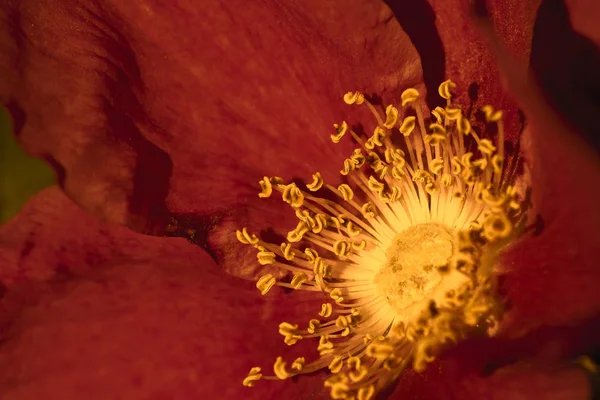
(238, 81), (526, 399)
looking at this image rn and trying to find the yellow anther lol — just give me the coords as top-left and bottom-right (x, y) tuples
(336, 315), (352, 336)
(441, 173), (453, 186)
(307, 319), (321, 334)
(331, 121), (348, 143)
(304, 248), (319, 262)
(399, 116), (416, 136)
(358, 385), (375, 400)
(401, 88), (419, 106)
(328, 356), (344, 373)
(491, 154), (503, 174)
(330, 288), (344, 304)
(329, 215), (342, 230)
(307, 172), (324, 191)
(325, 374), (349, 389)
(482, 212), (512, 240)
(451, 156), (462, 174)
(481, 105), (503, 122)
(425, 132), (447, 146)
(461, 152), (474, 167)
(291, 357), (306, 373)
(462, 168), (476, 185)
(438, 79), (456, 100)
(313, 258), (331, 277)
(384, 147), (405, 163)
(235, 227), (259, 245)
(343, 91), (365, 105)
(280, 242), (295, 261)
(290, 272), (308, 289)
(367, 176), (384, 193)
(366, 338), (395, 360)
(319, 303), (333, 318)
(347, 356), (361, 371)
(313, 214), (328, 234)
(384, 104), (399, 128)
(379, 187), (401, 203)
(257, 248), (276, 265)
(473, 158), (488, 171)
(361, 202), (376, 218)
(349, 366), (369, 383)
(457, 115), (472, 135)
(430, 123), (446, 136)
(391, 164), (405, 181)
(333, 240), (352, 257)
(273, 357), (290, 380)
(425, 182), (437, 195)
(351, 148), (366, 167)
(373, 164), (388, 180)
(338, 184), (354, 201)
(363, 334), (374, 345)
(318, 335), (335, 355)
(258, 176), (273, 198)
(372, 126), (386, 147)
(282, 183), (304, 208)
(429, 158), (444, 175)
(433, 106), (447, 123)
(287, 221), (309, 243)
(478, 139), (496, 156)
(340, 158), (355, 176)
(352, 240), (367, 251)
(256, 274), (276, 295)
(364, 137), (375, 150)
(279, 322), (302, 345)
(453, 252), (477, 276)
(242, 367), (262, 387)
(330, 382), (350, 399)
(346, 221), (361, 237)
(383, 356), (404, 371)
(444, 107), (462, 120)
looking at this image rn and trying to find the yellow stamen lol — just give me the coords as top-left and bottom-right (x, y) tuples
(240, 81), (527, 398)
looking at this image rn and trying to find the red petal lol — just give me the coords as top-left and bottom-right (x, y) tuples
(566, 0), (600, 47)
(417, 0), (541, 141)
(0, 1), (422, 235)
(473, 8), (600, 337)
(390, 351), (591, 400)
(0, 188), (329, 399)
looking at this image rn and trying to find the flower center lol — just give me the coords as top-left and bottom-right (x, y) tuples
(374, 223), (452, 314)
(238, 80), (527, 399)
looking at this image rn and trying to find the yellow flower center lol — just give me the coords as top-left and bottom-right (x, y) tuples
(238, 80), (527, 399)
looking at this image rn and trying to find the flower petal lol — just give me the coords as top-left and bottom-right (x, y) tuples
(473, 6), (600, 336)
(566, 0), (600, 47)
(0, 188), (328, 399)
(389, 350), (592, 400)
(0, 0), (422, 235)
(402, 0), (541, 140)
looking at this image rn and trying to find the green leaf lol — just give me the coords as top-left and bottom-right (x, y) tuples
(0, 107), (56, 224)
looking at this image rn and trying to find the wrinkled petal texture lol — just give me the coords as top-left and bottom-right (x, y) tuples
(0, 0), (422, 241)
(0, 187), (328, 399)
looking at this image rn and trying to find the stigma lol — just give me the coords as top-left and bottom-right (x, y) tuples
(238, 81), (527, 399)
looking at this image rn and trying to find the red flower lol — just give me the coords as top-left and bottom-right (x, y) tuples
(1, 0), (599, 398)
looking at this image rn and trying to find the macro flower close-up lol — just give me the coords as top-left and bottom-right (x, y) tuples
(1, 0), (600, 399)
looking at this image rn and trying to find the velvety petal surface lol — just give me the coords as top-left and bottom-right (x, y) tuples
(390, 351), (591, 399)
(0, 0), (422, 240)
(0, 188), (329, 399)
(472, 6), (600, 340)
(390, 0), (541, 140)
